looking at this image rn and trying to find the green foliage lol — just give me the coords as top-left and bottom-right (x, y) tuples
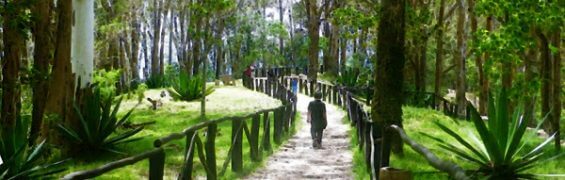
(135, 83), (148, 103)
(336, 68), (360, 88)
(93, 69), (122, 99)
(426, 89), (563, 179)
(168, 73), (214, 102)
(145, 74), (166, 89)
(0, 116), (66, 179)
(57, 86), (143, 155)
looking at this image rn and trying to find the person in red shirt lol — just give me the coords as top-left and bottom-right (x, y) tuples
(243, 65), (254, 87)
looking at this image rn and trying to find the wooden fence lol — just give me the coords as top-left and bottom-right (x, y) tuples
(63, 77), (297, 180)
(249, 66), (471, 179)
(275, 73), (469, 179)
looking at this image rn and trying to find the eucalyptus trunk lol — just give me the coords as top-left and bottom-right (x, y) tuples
(72, 0), (95, 88)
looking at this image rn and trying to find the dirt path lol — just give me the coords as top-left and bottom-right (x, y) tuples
(244, 94), (353, 180)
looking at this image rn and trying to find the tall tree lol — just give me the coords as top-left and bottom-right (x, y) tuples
(130, 4), (141, 81)
(1, 1), (25, 133)
(29, 0), (54, 145)
(151, 0), (162, 77)
(455, 0), (467, 118)
(551, 31), (561, 151)
(43, 0), (74, 142)
(72, 0), (95, 88)
(372, 0), (406, 173)
(434, 0), (446, 108)
(304, 0), (324, 92)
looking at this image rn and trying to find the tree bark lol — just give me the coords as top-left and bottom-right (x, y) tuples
(537, 30), (553, 134)
(43, 0), (74, 143)
(215, 19), (226, 79)
(434, 0), (446, 108)
(30, 0), (54, 145)
(151, 0), (162, 77)
(1, 1), (25, 132)
(373, 0), (406, 170)
(455, 0), (467, 118)
(551, 31), (561, 151)
(130, 5), (141, 81)
(72, 0), (95, 88)
(305, 0), (321, 92)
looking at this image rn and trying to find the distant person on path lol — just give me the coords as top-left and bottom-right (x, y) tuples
(308, 92), (327, 149)
(243, 65), (253, 87)
(291, 78), (298, 94)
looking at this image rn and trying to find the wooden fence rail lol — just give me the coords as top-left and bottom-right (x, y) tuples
(272, 72), (470, 180)
(63, 76), (297, 180)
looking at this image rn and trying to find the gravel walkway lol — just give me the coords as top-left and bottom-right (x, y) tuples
(244, 93), (353, 180)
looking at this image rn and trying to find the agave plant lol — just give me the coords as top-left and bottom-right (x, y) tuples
(336, 68), (360, 88)
(57, 87), (143, 154)
(427, 89), (562, 179)
(0, 116), (66, 179)
(168, 73), (214, 102)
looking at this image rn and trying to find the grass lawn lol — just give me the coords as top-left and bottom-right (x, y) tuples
(59, 85), (300, 179)
(350, 106), (565, 180)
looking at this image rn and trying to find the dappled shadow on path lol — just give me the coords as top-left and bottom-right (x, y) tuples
(244, 94), (353, 180)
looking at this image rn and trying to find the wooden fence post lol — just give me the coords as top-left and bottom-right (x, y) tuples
(179, 131), (196, 180)
(250, 114), (261, 161)
(261, 111), (272, 152)
(205, 124), (217, 180)
(232, 118), (243, 172)
(273, 107), (282, 144)
(149, 148), (165, 180)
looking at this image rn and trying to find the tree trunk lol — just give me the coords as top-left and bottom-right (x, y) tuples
(215, 19), (226, 79)
(1, 1), (24, 133)
(278, 0), (284, 55)
(130, 6), (140, 81)
(305, 0), (321, 92)
(551, 32), (561, 151)
(537, 31), (553, 135)
(373, 0), (406, 171)
(340, 37), (347, 73)
(159, 1), (169, 76)
(524, 47), (536, 127)
(434, 0), (446, 108)
(328, 20), (340, 75)
(455, 0), (467, 118)
(480, 16), (493, 115)
(469, 0), (486, 115)
(72, 0), (95, 88)
(43, 0), (74, 144)
(151, 0), (162, 77)
(30, 0), (54, 145)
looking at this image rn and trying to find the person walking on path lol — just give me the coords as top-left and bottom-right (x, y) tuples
(307, 92), (327, 149)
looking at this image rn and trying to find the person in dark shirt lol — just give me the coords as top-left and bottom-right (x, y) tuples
(308, 92), (327, 149)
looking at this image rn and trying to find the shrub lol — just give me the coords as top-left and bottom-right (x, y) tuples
(168, 73), (214, 102)
(426, 89), (563, 179)
(0, 116), (66, 179)
(145, 74), (165, 89)
(57, 86), (143, 154)
(92, 69), (122, 99)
